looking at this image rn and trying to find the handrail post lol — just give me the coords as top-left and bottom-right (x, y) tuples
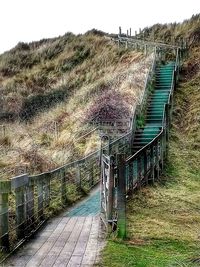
(26, 177), (35, 234)
(117, 154), (126, 239)
(61, 170), (68, 205)
(150, 146), (155, 184)
(107, 156), (114, 223)
(37, 177), (44, 221)
(11, 175), (28, 240)
(0, 181), (11, 251)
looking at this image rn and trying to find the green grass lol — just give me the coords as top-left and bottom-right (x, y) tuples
(101, 239), (199, 267)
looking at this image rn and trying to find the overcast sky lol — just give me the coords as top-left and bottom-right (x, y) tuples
(0, 0), (199, 54)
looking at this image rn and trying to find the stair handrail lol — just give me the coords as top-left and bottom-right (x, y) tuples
(116, 36), (181, 49)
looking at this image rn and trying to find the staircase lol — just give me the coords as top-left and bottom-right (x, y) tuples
(132, 62), (175, 154)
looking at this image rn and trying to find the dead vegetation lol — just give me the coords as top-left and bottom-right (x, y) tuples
(0, 33), (152, 179)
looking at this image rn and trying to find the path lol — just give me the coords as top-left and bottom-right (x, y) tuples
(3, 188), (105, 267)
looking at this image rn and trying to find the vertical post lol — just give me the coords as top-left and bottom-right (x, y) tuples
(135, 30), (137, 38)
(129, 28), (132, 37)
(26, 178), (35, 233)
(107, 156), (114, 223)
(3, 125), (6, 138)
(0, 181), (11, 251)
(43, 173), (50, 207)
(61, 170), (68, 205)
(117, 154), (126, 239)
(11, 175), (28, 239)
(15, 186), (26, 239)
(76, 164), (82, 191)
(155, 141), (160, 180)
(144, 44), (147, 56)
(143, 151), (148, 185)
(137, 156), (142, 189)
(150, 146), (155, 184)
(37, 177), (44, 220)
(127, 30), (129, 37)
(119, 26), (122, 36)
(90, 165), (94, 188)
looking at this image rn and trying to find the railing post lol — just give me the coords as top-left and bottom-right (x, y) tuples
(137, 156), (142, 189)
(26, 177), (35, 233)
(90, 165), (94, 188)
(43, 173), (51, 207)
(150, 146), (155, 184)
(107, 156), (114, 223)
(11, 175), (28, 240)
(61, 170), (68, 205)
(0, 181), (11, 251)
(76, 164), (82, 192)
(37, 177), (44, 221)
(143, 151), (148, 185)
(155, 141), (160, 180)
(15, 187), (26, 239)
(117, 154), (126, 239)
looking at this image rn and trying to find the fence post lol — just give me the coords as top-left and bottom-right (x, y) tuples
(137, 156), (142, 189)
(26, 177), (35, 234)
(117, 154), (126, 239)
(43, 173), (51, 207)
(76, 164), (82, 191)
(144, 44), (147, 56)
(155, 141), (160, 180)
(119, 26), (122, 36)
(11, 175), (28, 240)
(90, 165), (94, 188)
(0, 181), (11, 251)
(143, 151), (148, 185)
(61, 170), (68, 205)
(15, 187), (26, 239)
(150, 146), (155, 183)
(107, 156), (114, 223)
(37, 177), (44, 221)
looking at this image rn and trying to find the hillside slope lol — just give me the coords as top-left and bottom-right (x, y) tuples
(101, 15), (200, 267)
(0, 31), (152, 178)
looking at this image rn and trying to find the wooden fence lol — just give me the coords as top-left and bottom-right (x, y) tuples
(0, 38), (181, 253)
(100, 46), (181, 238)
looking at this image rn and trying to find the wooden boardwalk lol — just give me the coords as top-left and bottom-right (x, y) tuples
(3, 188), (105, 267)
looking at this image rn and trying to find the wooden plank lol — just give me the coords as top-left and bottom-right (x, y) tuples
(117, 154), (126, 239)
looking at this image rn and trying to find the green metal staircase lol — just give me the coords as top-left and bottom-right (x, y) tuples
(132, 62), (175, 154)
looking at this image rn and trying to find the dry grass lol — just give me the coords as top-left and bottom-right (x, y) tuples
(0, 33), (153, 179)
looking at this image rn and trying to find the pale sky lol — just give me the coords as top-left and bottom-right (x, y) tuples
(0, 0), (200, 54)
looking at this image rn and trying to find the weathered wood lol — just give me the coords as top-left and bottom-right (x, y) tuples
(61, 170), (68, 205)
(143, 151), (148, 185)
(150, 146), (155, 183)
(76, 165), (82, 191)
(117, 154), (126, 239)
(137, 156), (142, 189)
(26, 179), (35, 233)
(43, 173), (50, 207)
(15, 186), (26, 239)
(37, 178), (44, 220)
(119, 26), (122, 36)
(107, 156), (114, 223)
(0, 190), (10, 250)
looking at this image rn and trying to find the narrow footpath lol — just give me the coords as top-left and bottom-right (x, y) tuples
(3, 188), (105, 267)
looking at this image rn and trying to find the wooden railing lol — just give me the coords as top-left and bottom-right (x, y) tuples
(0, 39), (177, 253)
(101, 47), (181, 237)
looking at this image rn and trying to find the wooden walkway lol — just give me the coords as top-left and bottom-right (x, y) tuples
(3, 188), (105, 267)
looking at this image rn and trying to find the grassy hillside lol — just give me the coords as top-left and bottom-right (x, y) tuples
(0, 31), (152, 178)
(101, 15), (200, 267)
